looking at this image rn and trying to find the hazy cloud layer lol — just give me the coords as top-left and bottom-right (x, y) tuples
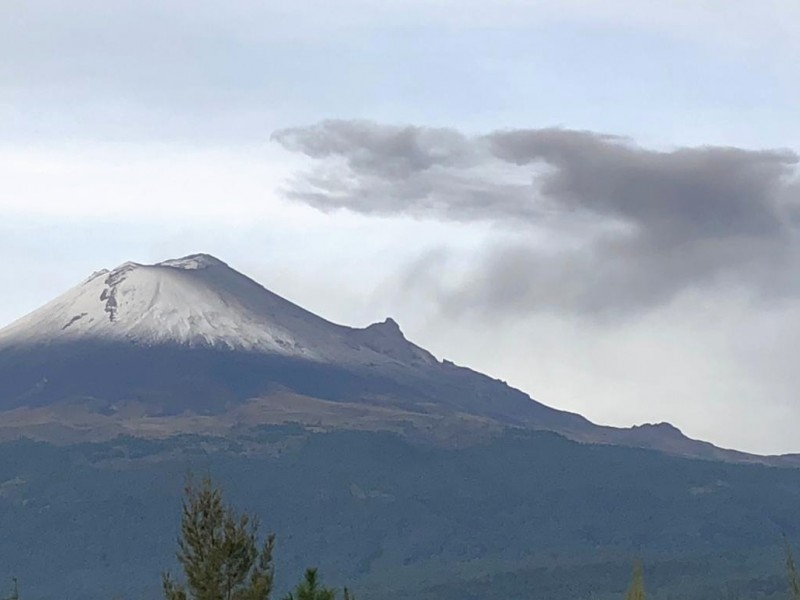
(274, 120), (800, 315)
(5, 1), (800, 145)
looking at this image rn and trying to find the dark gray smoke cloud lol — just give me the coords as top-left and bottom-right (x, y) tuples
(273, 120), (800, 315)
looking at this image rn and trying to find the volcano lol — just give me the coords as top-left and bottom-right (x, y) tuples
(0, 253), (796, 465)
(0, 254), (583, 428)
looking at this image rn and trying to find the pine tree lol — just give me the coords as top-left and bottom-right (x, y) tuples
(3, 579), (18, 600)
(163, 476), (275, 600)
(283, 568), (336, 600)
(786, 537), (800, 600)
(624, 560), (646, 600)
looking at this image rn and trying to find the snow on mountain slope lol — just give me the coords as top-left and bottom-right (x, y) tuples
(0, 253), (435, 367)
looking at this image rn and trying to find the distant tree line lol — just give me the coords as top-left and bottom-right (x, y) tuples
(4, 476), (351, 600)
(5, 477), (800, 600)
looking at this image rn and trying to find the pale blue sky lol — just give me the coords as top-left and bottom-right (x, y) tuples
(3, 0), (800, 453)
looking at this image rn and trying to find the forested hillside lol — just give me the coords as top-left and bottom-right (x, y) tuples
(1, 426), (799, 599)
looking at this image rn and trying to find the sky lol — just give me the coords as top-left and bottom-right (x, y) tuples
(2, 0), (800, 454)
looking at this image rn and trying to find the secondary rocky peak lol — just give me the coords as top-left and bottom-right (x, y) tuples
(357, 317), (436, 365)
(634, 422), (684, 436)
(364, 317), (403, 336)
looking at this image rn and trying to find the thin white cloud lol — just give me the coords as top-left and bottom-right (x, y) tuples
(0, 142), (305, 221)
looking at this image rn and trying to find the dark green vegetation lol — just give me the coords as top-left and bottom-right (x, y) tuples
(282, 569), (338, 600)
(787, 540), (800, 600)
(3, 579), (18, 600)
(162, 476), (277, 600)
(1, 426), (800, 599)
(161, 476), (342, 600)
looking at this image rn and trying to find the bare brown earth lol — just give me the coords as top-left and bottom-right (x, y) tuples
(2, 392), (798, 468)
(0, 392), (502, 446)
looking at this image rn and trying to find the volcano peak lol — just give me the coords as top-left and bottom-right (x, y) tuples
(0, 254), (435, 367)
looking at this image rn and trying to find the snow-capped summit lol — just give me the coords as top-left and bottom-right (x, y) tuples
(0, 253), (435, 367)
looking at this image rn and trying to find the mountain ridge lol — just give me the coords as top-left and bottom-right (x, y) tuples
(0, 252), (797, 467)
